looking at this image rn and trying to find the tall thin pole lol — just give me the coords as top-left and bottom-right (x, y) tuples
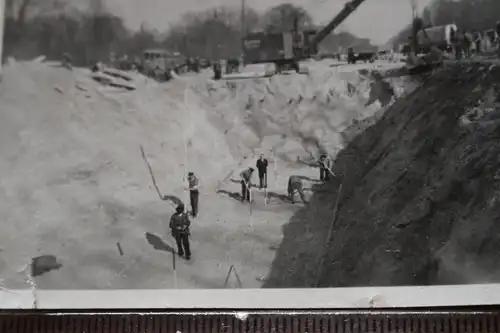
(0, 0), (5, 73)
(410, 0), (419, 54)
(240, 0), (246, 55)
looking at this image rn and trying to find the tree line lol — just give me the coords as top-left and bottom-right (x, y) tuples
(2, 0), (374, 66)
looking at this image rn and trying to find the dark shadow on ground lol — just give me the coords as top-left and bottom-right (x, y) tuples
(297, 175), (320, 182)
(266, 191), (289, 202)
(216, 190), (241, 201)
(31, 255), (63, 277)
(145, 232), (175, 253)
(162, 195), (183, 206)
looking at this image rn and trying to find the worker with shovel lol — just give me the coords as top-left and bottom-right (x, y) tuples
(319, 154), (333, 181)
(240, 167), (254, 203)
(169, 203), (192, 260)
(288, 175), (308, 204)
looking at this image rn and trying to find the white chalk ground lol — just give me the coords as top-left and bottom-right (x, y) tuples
(0, 59), (417, 289)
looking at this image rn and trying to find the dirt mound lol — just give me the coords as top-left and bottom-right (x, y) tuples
(192, 62), (418, 164)
(264, 62), (500, 288)
(0, 61), (235, 288)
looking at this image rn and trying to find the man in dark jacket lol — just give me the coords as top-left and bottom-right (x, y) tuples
(496, 21), (500, 42)
(169, 203), (191, 260)
(240, 167), (254, 202)
(288, 175), (308, 204)
(187, 172), (200, 217)
(256, 154), (268, 189)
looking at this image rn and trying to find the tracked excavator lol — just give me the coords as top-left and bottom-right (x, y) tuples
(243, 0), (443, 76)
(242, 0), (368, 73)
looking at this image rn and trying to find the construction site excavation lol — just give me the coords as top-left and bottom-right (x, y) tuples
(2, 0), (500, 291)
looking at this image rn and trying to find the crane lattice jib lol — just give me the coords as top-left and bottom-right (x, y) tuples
(308, 0), (368, 52)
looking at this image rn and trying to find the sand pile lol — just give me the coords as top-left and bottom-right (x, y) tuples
(265, 62), (500, 288)
(0, 61), (234, 287)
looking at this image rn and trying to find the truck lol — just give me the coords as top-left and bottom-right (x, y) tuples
(417, 24), (457, 53)
(141, 49), (186, 79)
(347, 46), (377, 64)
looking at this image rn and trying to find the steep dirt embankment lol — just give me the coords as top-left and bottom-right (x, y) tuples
(265, 62), (500, 288)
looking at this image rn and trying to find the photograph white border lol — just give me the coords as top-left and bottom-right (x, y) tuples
(1, 285), (500, 309)
(2, 1), (500, 313)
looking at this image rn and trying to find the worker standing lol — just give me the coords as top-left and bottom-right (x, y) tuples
(473, 31), (482, 55)
(453, 30), (463, 60)
(187, 172), (200, 218)
(496, 21), (500, 57)
(463, 31), (473, 59)
(496, 21), (500, 45)
(288, 175), (308, 204)
(240, 167), (254, 203)
(256, 154), (268, 189)
(319, 154), (332, 181)
(169, 203), (192, 260)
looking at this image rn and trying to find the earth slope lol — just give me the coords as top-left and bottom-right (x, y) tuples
(265, 62), (500, 288)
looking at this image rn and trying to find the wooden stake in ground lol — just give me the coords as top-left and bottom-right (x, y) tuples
(223, 265), (243, 288)
(242, 178), (254, 224)
(172, 249), (177, 289)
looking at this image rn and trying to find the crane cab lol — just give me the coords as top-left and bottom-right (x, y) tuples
(242, 30), (317, 73)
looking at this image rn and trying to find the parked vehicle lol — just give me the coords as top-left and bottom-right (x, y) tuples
(417, 24), (457, 53)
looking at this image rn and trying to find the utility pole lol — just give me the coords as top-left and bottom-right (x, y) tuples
(0, 0), (5, 75)
(240, 0), (246, 55)
(410, 0), (419, 54)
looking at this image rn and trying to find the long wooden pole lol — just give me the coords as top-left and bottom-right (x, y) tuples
(0, 0), (5, 74)
(241, 0), (246, 55)
(172, 250), (177, 288)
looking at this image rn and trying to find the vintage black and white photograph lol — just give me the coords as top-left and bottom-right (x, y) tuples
(1, 0), (500, 291)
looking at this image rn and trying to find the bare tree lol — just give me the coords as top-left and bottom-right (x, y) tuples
(162, 5), (259, 59)
(261, 3), (313, 33)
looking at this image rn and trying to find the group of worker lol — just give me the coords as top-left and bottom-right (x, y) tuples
(167, 153), (334, 260)
(451, 22), (500, 60)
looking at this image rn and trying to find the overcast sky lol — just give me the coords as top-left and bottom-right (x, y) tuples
(104, 0), (434, 45)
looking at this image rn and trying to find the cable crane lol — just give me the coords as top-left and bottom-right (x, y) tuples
(242, 0), (369, 72)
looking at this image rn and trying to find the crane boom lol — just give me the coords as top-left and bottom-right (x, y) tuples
(306, 0), (368, 54)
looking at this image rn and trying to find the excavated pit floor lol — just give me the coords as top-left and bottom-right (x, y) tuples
(0, 59), (418, 289)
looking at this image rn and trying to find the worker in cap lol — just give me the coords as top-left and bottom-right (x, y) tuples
(319, 154), (332, 181)
(187, 172), (200, 217)
(256, 154), (268, 189)
(169, 203), (192, 260)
